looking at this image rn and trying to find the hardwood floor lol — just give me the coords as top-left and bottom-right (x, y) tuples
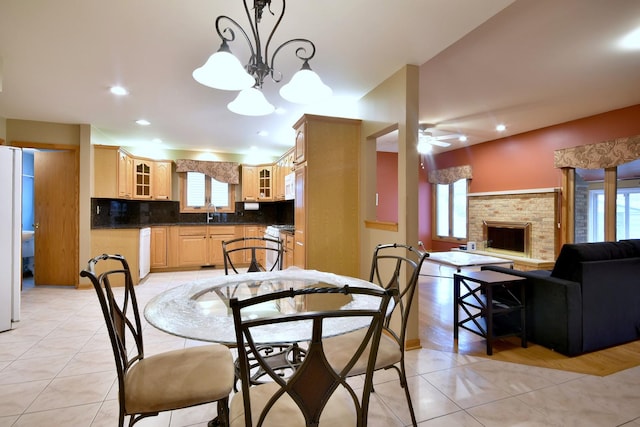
(417, 270), (640, 376)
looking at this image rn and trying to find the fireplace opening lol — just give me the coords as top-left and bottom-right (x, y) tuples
(482, 221), (531, 257)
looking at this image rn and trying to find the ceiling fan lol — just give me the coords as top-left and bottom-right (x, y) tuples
(418, 123), (463, 148)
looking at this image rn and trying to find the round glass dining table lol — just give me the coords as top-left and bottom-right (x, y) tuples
(144, 268), (386, 345)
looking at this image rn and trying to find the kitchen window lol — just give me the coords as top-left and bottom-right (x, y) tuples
(179, 171), (236, 213)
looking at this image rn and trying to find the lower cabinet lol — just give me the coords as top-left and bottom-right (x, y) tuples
(150, 227), (168, 269)
(284, 232), (294, 269)
(90, 228), (141, 285)
(176, 225), (238, 268)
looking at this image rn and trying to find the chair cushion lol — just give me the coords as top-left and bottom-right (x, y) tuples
(125, 344), (234, 414)
(323, 329), (401, 376)
(229, 381), (356, 427)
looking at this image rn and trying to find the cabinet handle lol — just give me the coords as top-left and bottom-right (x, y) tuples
(296, 242), (304, 246)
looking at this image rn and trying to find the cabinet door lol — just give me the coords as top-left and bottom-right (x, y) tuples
(177, 233), (208, 266)
(257, 166), (272, 200)
(208, 226), (237, 266)
(293, 165), (306, 268)
(241, 166), (258, 201)
(294, 122), (306, 164)
(133, 159), (152, 199)
(152, 161), (172, 200)
(93, 147), (118, 198)
(117, 151), (133, 198)
(150, 227), (168, 268)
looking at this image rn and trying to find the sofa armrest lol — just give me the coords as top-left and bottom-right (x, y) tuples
(482, 266), (583, 356)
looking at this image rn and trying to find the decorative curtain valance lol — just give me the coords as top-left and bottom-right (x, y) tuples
(428, 165), (472, 184)
(175, 160), (240, 184)
(554, 135), (640, 169)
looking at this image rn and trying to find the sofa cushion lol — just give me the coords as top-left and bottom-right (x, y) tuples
(620, 239), (640, 256)
(550, 241), (638, 282)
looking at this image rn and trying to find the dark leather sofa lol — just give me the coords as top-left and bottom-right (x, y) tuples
(483, 239), (640, 356)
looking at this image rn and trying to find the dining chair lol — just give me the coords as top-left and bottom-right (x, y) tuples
(222, 236), (283, 274)
(229, 285), (395, 427)
(80, 254), (235, 427)
(323, 243), (429, 427)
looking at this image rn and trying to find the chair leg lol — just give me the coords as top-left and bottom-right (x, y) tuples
(399, 361), (417, 427)
(386, 362), (417, 427)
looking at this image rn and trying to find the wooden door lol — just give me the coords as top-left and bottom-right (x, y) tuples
(34, 150), (79, 286)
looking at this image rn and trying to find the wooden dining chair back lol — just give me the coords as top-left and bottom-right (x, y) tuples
(223, 236), (283, 274)
(324, 243), (428, 426)
(80, 254), (234, 427)
(229, 286), (395, 427)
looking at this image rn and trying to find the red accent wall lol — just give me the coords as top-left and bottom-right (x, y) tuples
(420, 104), (640, 250)
(376, 151), (398, 222)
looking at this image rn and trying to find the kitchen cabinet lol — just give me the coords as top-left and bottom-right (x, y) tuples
(177, 225), (238, 267)
(243, 225), (266, 266)
(118, 150), (134, 198)
(241, 165), (272, 201)
(152, 161), (172, 200)
(133, 159), (152, 199)
(92, 145), (172, 200)
(273, 148), (295, 200)
(150, 226), (168, 268)
(93, 145), (118, 198)
(283, 231), (294, 269)
(90, 228), (141, 285)
(293, 114), (361, 277)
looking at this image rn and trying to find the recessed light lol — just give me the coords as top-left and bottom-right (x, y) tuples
(110, 86), (128, 96)
(496, 124), (506, 132)
(152, 138), (162, 144)
(459, 135), (468, 142)
(257, 130), (268, 137)
(136, 119), (151, 126)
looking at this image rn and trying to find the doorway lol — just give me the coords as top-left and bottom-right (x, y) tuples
(11, 142), (79, 286)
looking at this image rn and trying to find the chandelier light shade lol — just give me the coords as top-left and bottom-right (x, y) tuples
(279, 61), (332, 104)
(228, 87), (275, 116)
(192, 41), (255, 91)
(193, 0), (332, 116)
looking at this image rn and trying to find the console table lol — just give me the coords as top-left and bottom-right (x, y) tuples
(453, 270), (527, 355)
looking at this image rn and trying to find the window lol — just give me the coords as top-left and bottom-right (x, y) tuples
(180, 171), (236, 213)
(434, 179), (467, 240)
(588, 186), (640, 241)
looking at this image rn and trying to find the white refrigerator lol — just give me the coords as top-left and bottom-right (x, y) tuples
(0, 146), (22, 332)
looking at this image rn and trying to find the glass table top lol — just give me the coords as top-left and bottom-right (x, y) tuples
(144, 268), (385, 345)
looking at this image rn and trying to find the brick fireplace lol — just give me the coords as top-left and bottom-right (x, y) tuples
(467, 189), (559, 261)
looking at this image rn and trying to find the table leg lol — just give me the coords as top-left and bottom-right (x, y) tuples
(453, 275), (460, 339)
(485, 283), (493, 355)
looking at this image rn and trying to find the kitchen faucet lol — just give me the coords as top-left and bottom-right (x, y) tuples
(206, 203), (217, 223)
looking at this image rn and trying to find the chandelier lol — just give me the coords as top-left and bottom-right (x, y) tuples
(193, 0), (332, 116)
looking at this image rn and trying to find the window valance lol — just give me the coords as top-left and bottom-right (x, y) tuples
(554, 134), (640, 169)
(428, 165), (472, 184)
(175, 160), (240, 184)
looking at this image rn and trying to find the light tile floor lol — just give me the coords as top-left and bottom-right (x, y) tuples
(1, 269), (639, 426)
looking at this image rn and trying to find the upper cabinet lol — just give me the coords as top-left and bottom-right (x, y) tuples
(241, 165), (272, 201)
(92, 145), (173, 200)
(118, 150), (134, 198)
(152, 161), (172, 200)
(273, 148), (295, 201)
(133, 158), (152, 199)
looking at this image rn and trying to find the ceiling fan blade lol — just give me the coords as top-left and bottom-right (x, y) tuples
(428, 139), (451, 147)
